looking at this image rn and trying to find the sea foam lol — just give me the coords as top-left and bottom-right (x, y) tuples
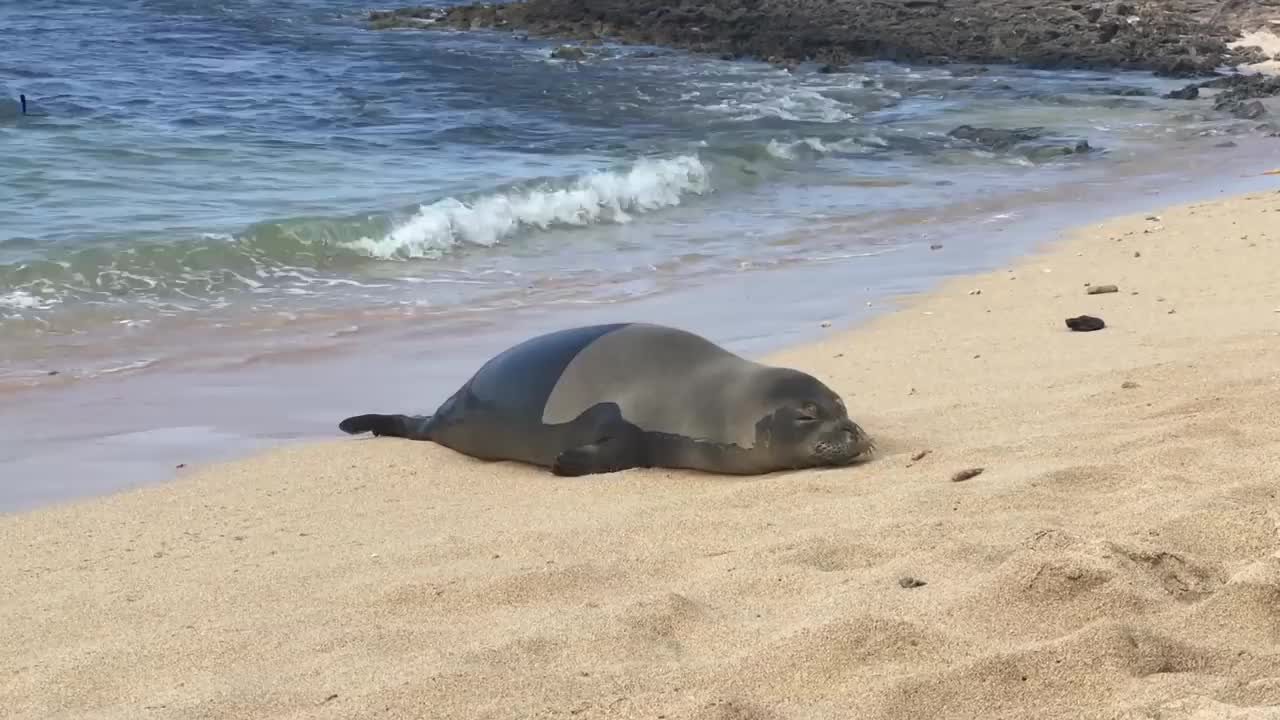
(346, 155), (711, 260)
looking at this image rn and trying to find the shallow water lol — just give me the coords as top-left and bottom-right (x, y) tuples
(0, 0), (1275, 510)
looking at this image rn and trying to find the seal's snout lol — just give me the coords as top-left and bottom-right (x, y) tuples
(844, 418), (876, 454)
(810, 418), (874, 467)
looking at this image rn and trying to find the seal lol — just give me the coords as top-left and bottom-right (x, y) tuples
(338, 322), (874, 476)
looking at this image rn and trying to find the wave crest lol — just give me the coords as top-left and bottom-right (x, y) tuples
(345, 155), (711, 260)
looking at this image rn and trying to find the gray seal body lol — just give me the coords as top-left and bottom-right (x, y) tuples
(338, 323), (873, 476)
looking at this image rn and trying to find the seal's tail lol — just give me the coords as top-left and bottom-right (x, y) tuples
(338, 413), (433, 441)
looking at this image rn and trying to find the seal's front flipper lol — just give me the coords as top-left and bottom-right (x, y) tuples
(552, 437), (641, 477)
(338, 414), (433, 440)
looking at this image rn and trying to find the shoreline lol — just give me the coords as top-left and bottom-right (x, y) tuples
(3, 134), (1280, 514)
(5, 177), (1280, 717)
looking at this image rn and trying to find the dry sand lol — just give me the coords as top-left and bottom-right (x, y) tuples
(5, 185), (1280, 719)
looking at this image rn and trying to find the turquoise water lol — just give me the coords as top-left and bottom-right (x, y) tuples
(0, 0), (1267, 383)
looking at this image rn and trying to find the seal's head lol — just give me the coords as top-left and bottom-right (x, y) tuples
(752, 368), (874, 469)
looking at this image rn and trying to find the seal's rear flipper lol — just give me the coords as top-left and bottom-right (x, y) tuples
(338, 414), (432, 440)
(552, 437), (642, 476)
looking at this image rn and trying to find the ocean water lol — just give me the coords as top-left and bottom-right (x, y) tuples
(1, 0), (1277, 508)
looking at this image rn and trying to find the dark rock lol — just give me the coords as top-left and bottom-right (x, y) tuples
(1107, 86), (1154, 97)
(949, 124), (1094, 160)
(1202, 74), (1280, 118)
(1154, 57), (1204, 78)
(948, 125), (1045, 150)
(381, 0), (1259, 77)
(1230, 100), (1268, 120)
(899, 576), (928, 589)
(1163, 84), (1199, 100)
(1065, 315), (1106, 331)
(951, 467), (985, 482)
(368, 8), (446, 30)
(550, 44), (588, 60)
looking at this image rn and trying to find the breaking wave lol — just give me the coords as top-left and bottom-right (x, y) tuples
(0, 154), (720, 312)
(345, 155), (712, 259)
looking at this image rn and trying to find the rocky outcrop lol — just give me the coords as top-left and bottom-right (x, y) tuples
(947, 125), (1094, 159)
(1163, 72), (1280, 118)
(369, 0), (1278, 77)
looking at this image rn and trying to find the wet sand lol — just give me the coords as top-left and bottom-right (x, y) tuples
(4, 182), (1280, 718)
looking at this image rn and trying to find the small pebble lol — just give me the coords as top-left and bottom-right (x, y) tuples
(1066, 315), (1106, 332)
(930, 243), (943, 250)
(820, 320), (832, 328)
(1087, 284), (1119, 295)
(899, 576), (928, 589)
(1134, 251), (1142, 258)
(968, 289), (981, 295)
(910, 449), (932, 462)
(176, 463), (186, 469)
(1146, 215), (1161, 221)
(951, 467), (985, 483)
(1121, 381), (1139, 389)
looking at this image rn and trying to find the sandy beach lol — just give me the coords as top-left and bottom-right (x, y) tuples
(5, 184), (1280, 719)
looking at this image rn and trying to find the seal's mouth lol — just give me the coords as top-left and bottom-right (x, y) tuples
(812, 424), (875, 466)
(814, 430), (875, 466)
